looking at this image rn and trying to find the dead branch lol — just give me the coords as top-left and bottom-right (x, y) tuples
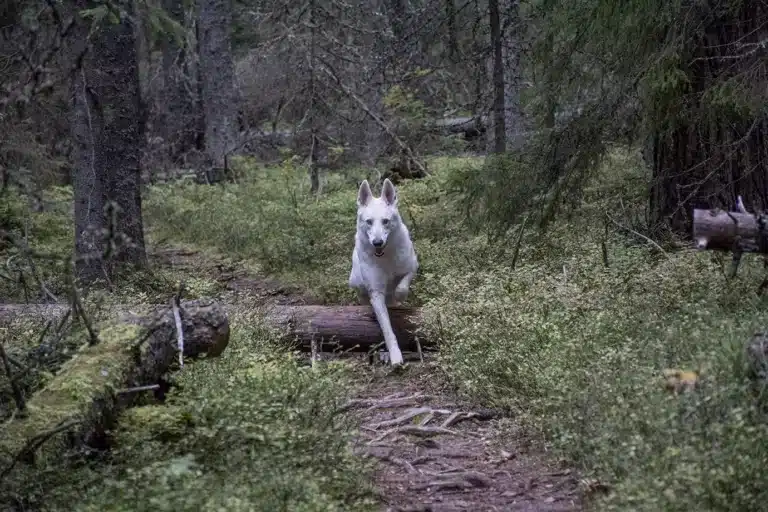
(115, 384), (161, 395)
(605, 213), (670, 260)
(342, 393), (434, 412)
(692, 207), (767, 252)
(413, 471), (493, 491)
(171, 295), (184, 369)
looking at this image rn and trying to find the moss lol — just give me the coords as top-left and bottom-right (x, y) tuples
(0, 323), (140, 465)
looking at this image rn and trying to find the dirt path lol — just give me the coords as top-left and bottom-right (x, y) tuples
(348, 363), (580, 512)
(153, 245), (582, 511)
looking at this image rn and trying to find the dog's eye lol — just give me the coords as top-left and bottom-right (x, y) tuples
(382, 218), (390, 225)
(365, 219), (373, 225)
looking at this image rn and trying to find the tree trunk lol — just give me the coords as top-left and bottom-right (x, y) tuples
(161, 0), (203, 163)
(196, 0), (238, 168)
(445, 0), (459, 63)
(692, 208), (766, 252)
(71, 1), (147, 284)
(0, 304), (429, 353)
(502, 0), (525, 151)
(488, 0), (506, 154)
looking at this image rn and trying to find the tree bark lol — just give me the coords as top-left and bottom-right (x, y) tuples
(71, 1), (147, 284)
(445, 0), (459, 63)
(1, 303), (430, 353)
(267, 305), (430, 352)
(488, 0), (506, 154)
(649, 1), (768, 235)
(196, 0), (239, 169)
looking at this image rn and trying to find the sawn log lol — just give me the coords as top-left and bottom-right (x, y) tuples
(692, 208), (767, 252)
(266, 305), (430, 353)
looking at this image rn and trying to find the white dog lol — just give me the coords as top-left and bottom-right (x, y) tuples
(349, 178), (418, 367)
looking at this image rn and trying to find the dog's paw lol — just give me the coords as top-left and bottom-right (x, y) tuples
(388, 350), (405, 367)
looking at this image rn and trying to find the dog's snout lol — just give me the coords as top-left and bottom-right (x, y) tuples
(372, 239), (384, 248)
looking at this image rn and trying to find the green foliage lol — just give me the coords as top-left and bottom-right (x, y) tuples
(7, 312), (375, 512)
(144, 161), (364, 303)
(445, 152), (541, 243)
(419, 154), (768, 511)
(73, 313), (375, 512)
(148, 153), (768, 510)
(383, 85), (429, 126)
(0, 186), (72, 301)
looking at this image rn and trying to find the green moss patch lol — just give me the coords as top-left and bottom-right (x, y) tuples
(1, 323), (140, 466)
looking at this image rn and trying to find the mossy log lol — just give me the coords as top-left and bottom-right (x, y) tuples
(0, 299), (229, 479)
(266, 305), (431, 353)
(692, 208), (767, 252)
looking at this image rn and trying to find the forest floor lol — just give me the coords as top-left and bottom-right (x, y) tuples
(152, 244), (582, 512)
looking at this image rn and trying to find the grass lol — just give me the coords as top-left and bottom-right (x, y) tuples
(144, 151), (768, 511)
(5, 149), (768, 510)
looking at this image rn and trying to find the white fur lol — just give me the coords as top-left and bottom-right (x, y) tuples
(348, 178), (418, 366)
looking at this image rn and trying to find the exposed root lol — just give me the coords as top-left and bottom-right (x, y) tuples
(343, 393), (434, 412)
(363, 407), (494, 431)
(369, 425), (461, 444)
(364, 407), (450, 430)
(368, 451), (418, 474)
(414, 471), (493, 491)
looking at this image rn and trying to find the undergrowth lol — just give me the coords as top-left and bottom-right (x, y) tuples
(143, 151), (768, 511)
(6, 149), (768, 510)
(3, 311), (375, 512)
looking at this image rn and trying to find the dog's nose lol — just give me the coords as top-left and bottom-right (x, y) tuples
(372, 239), (384, 248)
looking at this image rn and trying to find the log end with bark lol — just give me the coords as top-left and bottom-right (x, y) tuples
(266, 305), (430, 353)
(0, 299), (229, 477)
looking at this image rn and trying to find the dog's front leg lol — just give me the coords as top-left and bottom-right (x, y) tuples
(369, 291), (404, 366)
(393, 271), (415, 305)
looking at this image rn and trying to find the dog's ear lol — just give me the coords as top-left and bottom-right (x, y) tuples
(357, 179), (372, 207)
(382, 178), (397, 205)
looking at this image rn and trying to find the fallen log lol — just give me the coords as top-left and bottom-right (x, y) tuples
(3, 303), (431, 353)
(692, 208), (768, 252)
(266, 305), (431, 353)
(0, 299), (229, 483)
